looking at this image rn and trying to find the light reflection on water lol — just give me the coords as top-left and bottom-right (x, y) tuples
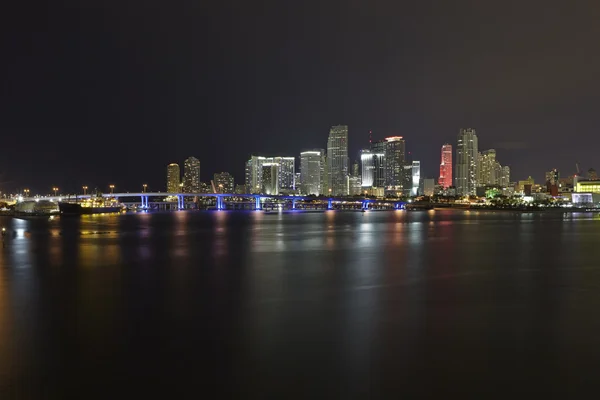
(0, 211), (599, 396)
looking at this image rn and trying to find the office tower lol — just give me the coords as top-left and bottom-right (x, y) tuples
(327, 125), (349, 195)
(360, 149), (374, 188)
(213, 172), (234, 193)
(244, 159), (252, 191)
(261, 164), (279, 195)
(478, 149), (497, 186)
(300, 150), (323, 195)
(182, 157), (200, 193)
(455, 128), (479, 196)
(371, 140), (387, 188)
(383, 136), (405, 192)
(412, 161), (421, 196)
(349, 175), (362, 195)
(167, 163), (180, 193)
(588, 168), (598, 180)
(439, 144), (452, 188)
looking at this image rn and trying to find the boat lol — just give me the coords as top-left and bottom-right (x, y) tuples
(59, 197), (124, 215)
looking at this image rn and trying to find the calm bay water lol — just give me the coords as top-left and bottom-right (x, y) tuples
(1, 210), (600, 397)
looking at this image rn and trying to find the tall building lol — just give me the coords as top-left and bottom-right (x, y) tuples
(412, 161), (421, 196)
(478, 149), (497, 186)
(246, 155), (295, 194)
(501, 166), (510, 187)
(182, 157), (200, 193)
(439, 144), (453, 188)
(213, 172), (234, 193)
(320, 153), (329, 195)
(167, 163), (180, 193)
(360, 149), (375, 188)
(455, 128), (479, 196)
(300, 150), (323, 195)
(351, 161), (360, 178)
(402, 163), (413, 197)
(261, 164), (279, 195)
(383, 136), (405, 193)
(588, 168), (598, 180)
(371, 140), (387, 188)
(327, 125), (349, 195)
(546, 169), (559, 185)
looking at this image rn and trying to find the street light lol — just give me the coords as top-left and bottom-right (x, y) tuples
(52, 187), (58, 196)
(109, 184), (115, 194)
(83, 186), (88, 195)
(24, 189), (30, 197)
(142, 184), (147, 193)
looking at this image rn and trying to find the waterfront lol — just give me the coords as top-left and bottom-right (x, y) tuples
(2, 210), (600, 397)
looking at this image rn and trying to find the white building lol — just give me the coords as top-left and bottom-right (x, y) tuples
(300, 150), (323, 195)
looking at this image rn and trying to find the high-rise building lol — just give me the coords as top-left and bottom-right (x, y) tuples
(371, 140), (387, 189)
(213, 172), (234, 193)
(167, 163), (180, 193)
(182, 157), (200, 193)
(351, 161), (360, 178)
(422, 178), (435, 196)
(546, 169), (559, 185)
(501, 166), (510, 187)
(300, 150), (323, 195)
(261, 164), (279, 195)
(478, 149), (497, 186)
(327, 125), (349, 195)
(320, 153), (329, 195)
(402, 163), (413, 197)
(412, 161), (421, 196)
(383, 136), (405, 193)
(588, 168), (598, 181)
(455, 128), (479, 196)
(246, 155), (295, 194)
(439, 144), (453, 188)
(360, 149), (374, 188)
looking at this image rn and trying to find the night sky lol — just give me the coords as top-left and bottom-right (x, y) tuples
(2, 1), (599, 194)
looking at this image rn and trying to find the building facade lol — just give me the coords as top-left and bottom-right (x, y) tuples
(300, 150), (323, 195)
(246, 155), (295, 194)
(439, 144), (452, 188)
(455, 128), (479, 196)
(167, 163), (180, 193)
(182, 156), (200, 193)
(384, 136), (405, 193)
(412, 161), (421, 196)
(213, 172), (234, 193)
(478, 149), (497, 186)
(261, 164), (279, 195)
(327, 125), (349, 195)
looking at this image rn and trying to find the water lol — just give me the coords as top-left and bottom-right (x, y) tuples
(1, 210), (600, 397)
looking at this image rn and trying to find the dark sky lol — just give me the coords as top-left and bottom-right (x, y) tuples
(2, 1), (600, 193)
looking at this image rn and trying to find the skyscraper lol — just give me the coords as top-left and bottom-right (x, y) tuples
(371, 140), (387, 188)
(478, 149), (497, 186)
(261, 164), (279, 195)
(455, 128), (479, 196)
(300, 150), (323, 195)
(167, 163), (180, 193)
(383, 136), (405, 193)
(213, 172), (234, 193)
(275, 156), (296, 193)
(439, 144), (452, 188)
(327, 125), (349, 195)
(360, 149), (375, 188)
(182, 157), (200, 193)
(411, 161), (421, 196)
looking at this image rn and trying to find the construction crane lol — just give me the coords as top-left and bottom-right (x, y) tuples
(576, 162), (581, 175)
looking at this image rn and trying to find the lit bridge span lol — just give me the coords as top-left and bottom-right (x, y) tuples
(25, 193), (405, 211)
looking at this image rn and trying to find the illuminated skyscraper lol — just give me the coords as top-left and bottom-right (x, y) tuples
(300, 150), (323, 195)
(371, 140), (387, 188)
(412, 161), (420, 196)
(438, 144), (452, 188)
(383, 136), (405, 193)
(478, 149), (497, 186)
(455, 128), (478, 196)
(167, 163), (180, 193)
(327, 125), (349, 195)
(261, 164), (279, 195)
(183, 156), (200, 193)
(214, 172), (234, 193)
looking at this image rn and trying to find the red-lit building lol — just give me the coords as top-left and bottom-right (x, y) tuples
(438, 144), (452, 188)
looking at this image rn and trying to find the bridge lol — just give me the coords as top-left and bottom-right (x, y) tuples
(23, 192), (406, 211)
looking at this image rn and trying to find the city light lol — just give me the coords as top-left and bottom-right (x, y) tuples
(83, 186), (88, 195)
(109, 184), (115, 194)
(52, 187), (58, 196)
